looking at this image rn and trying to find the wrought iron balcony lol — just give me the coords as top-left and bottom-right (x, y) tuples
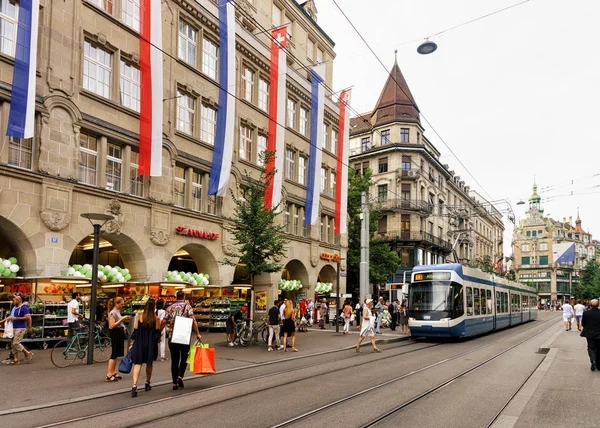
(374, 198), (434, 215)
(378, 231), (452, 251)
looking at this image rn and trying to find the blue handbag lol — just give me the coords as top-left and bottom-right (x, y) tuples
(118, 352), (133, 374)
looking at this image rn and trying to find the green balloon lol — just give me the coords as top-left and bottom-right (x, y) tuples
(8, 257), (17, 264)
(85, 271), (92, 278)
(102, 267), (110, 275)
(125, 274), (131, 281)
(9, 272), (17, 277)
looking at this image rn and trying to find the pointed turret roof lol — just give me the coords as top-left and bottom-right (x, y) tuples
(350, 53), (420, 134)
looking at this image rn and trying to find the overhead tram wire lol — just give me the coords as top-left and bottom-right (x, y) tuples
(331, 0), (499, 203)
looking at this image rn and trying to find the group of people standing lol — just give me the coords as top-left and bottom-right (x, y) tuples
(105, 290), (201, 397)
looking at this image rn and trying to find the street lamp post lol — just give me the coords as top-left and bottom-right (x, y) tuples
(80, 213), (113, 365)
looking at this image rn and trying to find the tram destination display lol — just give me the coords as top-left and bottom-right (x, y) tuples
(413, 272), (451, 282)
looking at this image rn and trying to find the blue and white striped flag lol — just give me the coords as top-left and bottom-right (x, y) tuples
(7, 0), (39, 139)
(305, 64), (326, 225)
(208, 0), (235, 196)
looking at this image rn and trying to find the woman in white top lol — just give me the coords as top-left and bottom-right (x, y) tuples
(356, 299), (381, 353)
(156, 299), (167, 361)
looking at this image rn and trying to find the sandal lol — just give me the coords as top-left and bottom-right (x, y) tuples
(113, 373), (122, 380)
(374, 348), (382, 353)
(356, 347), (362, 353)
(25, 352), (34, 362)
(145, 381), (152, 391)
(292, 348), (298, 352)
(8, 360), (20, 365)
(105, 375), (117, 382)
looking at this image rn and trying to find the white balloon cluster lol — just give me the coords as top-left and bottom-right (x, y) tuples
(65, 264), (131, 283)
(164, 271), (209, 286)
(316, 282), (333, 293)
(279, 279), (303, 291)
(0, 257), (20, 277)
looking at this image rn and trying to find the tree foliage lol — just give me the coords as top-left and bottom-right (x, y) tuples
(572, 260), (600, 300)
(346, 168), (400, 292)
(222, 151), (288, 289)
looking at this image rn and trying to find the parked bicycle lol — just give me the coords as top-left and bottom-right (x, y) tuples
(235, 317), (269, 347)
(50, 320), (112, 368)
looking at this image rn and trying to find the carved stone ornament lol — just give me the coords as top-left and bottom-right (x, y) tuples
(150, 204), (171, 246)
(310, 256), (318, 267)
(273, 254), (282, 262)
(40, 181), (73, 232)
(102, 199), (124, 235)
(340, 261), (347, 272)
(150, 230), (170, 246)
(223, 243), (237, 257)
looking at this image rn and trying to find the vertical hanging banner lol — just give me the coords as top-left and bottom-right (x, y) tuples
(6, 0), (39, 139)
(335, 89), (351, 234)
(305, 64), (326, 225)
(208, 0), (236, 196)
(139, 0), (163, 176)
(264, 27), (288, 209)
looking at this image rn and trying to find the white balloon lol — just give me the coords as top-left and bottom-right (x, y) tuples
(3, 260), (11, 268)
(67, 267), (75, 275)
(9, 264), (19, 273)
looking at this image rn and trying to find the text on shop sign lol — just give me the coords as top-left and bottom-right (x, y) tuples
(175, 226), (220, 240)
(320, 253), (341, 263)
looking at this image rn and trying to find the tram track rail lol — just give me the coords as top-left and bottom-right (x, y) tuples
(34, 339), (435, 427)
(274, 316), (561, 428)
(28, 315), (560, 428)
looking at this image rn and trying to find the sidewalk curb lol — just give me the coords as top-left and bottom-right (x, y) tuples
(490, 347), (558, 428)
(0, 335), (411, 416)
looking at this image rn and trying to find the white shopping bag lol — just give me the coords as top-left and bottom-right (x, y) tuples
(3, 320), (14, 338)
(171, 316), (193, 345)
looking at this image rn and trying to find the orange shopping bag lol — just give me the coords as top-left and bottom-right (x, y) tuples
(193, 344), (216, 374)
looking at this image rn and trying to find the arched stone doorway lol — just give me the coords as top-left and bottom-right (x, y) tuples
(0, 215), (36, 277)
(167, 244), (220, 285)
(68, 232), (147, 281)
(317, 264), (337, 285)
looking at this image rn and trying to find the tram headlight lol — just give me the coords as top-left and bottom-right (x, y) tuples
(409, 317), (415, 321)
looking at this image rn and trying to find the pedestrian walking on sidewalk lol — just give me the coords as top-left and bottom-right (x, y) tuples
(1, 294), (33, 364)
(267, 300), (281, 351)
(375, 297), (384, 334)
(282, 300), (297, 352)
(562, 300), (574, 331)
(389, 298), (398, 331)
(581, 299), (600, 372)
(106, 297), (132, 382)
(129, 299), (162, 397)
(342, 300), (353, 334)
(574, 299), (586, 332)
(164, 291), (202, 390)
(355, 301), (362, 331)
(156, 299), (167, 360)
(307, 298), (314, 327)
(319, 299), (328, 329)
(399, 302), (409, 335)
(67, 292), (83, 339)
(357, 299), (381, 353)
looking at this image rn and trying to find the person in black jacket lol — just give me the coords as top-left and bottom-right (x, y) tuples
(581, 299), (600, 371)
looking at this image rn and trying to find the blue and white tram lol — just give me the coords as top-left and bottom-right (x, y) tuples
(408, 264), (537, 338)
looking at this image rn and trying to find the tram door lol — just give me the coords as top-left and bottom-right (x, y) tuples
(492, 287), (496, 330)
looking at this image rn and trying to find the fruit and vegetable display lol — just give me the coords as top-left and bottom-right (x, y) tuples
(63, 264), (132, 283)
(279, 279), (303, 291)
(316, 282), (334, 293)
(0, 257), (20, 277)
(42, 283), (74, 294)
(163, 271), (209, 286)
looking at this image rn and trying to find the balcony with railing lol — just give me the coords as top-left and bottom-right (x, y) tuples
(375, 198), (434, 215)
(397, 168), (421, 180)
(378, 231), (453, 252)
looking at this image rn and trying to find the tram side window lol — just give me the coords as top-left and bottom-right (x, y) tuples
(496, 291), (501, 313)
(481, 289), (487, 315)
(516, 295), (521, 312)
(454, 286), (464, 317)
(503, 292), (508, 313)
(486, 290), (492, 314)
(466, 287), (473, 316)
(474, 288), (480, 315)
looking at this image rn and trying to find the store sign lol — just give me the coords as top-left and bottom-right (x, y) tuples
(320, 252), (341, 263)
(175, 226), (220, 240)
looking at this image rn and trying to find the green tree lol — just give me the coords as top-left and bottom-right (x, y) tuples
(578, 260), (600, 299)
(346, 168), (400, 295)
(222, 152), (288, 322)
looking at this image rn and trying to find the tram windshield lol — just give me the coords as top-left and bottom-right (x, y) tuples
(408, 281), (464, 320)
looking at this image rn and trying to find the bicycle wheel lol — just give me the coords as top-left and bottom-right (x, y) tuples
(239, 326), (252, 347)
(93, 337), (112, 362)
(261, 325), (270, 344)
(51, 340), (79, 368)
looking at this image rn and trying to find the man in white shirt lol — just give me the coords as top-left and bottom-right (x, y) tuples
(67, 292), (83, 338)
(307, 298), (314, 326)
(574, 299), (586, 332)
(278, 298), (288, 349)
(562, 300), (575, 331)
(375, 297), (384, 334)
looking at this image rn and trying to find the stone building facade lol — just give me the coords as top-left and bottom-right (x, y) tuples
(0, 0), (346, 310)
(348, 58), (504, 281)
(512, 184), (597, 306)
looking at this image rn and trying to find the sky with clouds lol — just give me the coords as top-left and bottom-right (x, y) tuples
(313, 0), (600, 254)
